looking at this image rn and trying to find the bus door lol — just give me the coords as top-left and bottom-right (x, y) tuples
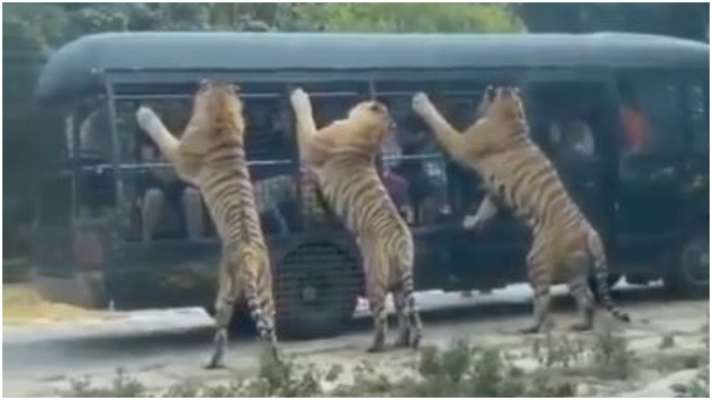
(613, 70), (709, 265)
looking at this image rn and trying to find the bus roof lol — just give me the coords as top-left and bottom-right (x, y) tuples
(35, 31), (709, 104)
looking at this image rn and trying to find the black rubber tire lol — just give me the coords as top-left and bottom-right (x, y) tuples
(664, 235), (709, 298)
(274, 241), (362, 340)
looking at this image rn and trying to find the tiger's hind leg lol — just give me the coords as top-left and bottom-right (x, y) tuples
(520, 284), (553, 334)
(405, 290), (422, 349)
(520, 244), (553, 334)
(366, 287), (388, 353)
(395, 278), (422, 349)
(367, 273), (389, 351)
(241, 253), (279, 361)
(568, 274), (595, 331)
(566, 252), (595, 332)
(206, 255), (239, 369)
(393, 287), (410, 348)
(360, 244), (389, 352)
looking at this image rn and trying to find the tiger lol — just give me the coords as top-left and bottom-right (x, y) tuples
(412, 86), (630, 333)
(135, 80), (278, 368)
(289, 88), (422, 352)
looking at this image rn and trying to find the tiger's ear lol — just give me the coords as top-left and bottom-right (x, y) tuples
(369, 102), (385, 113)
(484, 85), (495, 100)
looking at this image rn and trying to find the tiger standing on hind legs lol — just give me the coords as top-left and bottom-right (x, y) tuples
(135, 80), (279, 369)
(412, 86), (630, 333)
(289, 88), (422, 352)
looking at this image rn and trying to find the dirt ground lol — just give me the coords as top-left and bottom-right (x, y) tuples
(3, 283), (709, 397)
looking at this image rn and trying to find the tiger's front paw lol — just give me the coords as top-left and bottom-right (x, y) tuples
(136, 106), (161, 133)
(290, 88), (311, 114)
(412, 92), (432, 116)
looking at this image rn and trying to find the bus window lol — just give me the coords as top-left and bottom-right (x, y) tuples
(74, 100), (117, 220)
(379, 94), (459, 226)
(686, 83), (709, 155)
(617, 77), (686, 156)
(118, 98), (207, 241)
(525, 82), (611, 163)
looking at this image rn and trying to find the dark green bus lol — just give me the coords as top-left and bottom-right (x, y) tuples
(32, 32), (708, 338)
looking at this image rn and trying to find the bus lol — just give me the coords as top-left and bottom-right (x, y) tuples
(32, 32), (709, 338)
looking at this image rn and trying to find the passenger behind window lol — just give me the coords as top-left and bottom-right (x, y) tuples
(77, 105), (116, 217)
(549, 119), (596, 161)
(619, 85), (649, 155)
(252, 174), (294, 235)
(379, 99), (415, 224)
(392, 117), (449, 225)
(79, 105), (113, 162)
(135, 106), (206, 241)
(137, 140), (205, 241)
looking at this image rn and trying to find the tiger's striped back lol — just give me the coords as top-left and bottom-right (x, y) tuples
(479, 137), (586, 237)
(198, 140), (266, 247)
(320, 160), (408, 242)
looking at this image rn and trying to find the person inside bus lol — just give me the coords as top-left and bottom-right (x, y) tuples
(243, 102), (295, 235)
(619, 85), (649, 154)
(136, 134), (205, 242)
(252, 174), (294, 235)
(378, 134), (415, 224)
(548, 119), (596, 161)
(377, 100), (416, 224)
(383, 168), (414, 224)
(76, 104), (116, 216)
(388, 98), (451, 225)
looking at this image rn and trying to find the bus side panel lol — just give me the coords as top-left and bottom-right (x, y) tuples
(106, 240), (221, 310)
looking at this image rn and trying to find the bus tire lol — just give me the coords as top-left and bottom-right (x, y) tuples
(274, 241), (361, 340)
(664, 233), (709, 298)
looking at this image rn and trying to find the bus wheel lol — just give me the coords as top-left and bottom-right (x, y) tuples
(275, 241), (362, 339)
(664, 234), (709, 298)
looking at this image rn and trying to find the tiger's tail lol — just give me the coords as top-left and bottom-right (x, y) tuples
(587, 230), (630, 323)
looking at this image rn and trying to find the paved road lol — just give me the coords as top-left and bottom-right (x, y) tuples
(3, 282), (708, 396)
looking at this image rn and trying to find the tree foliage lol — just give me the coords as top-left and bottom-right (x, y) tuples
(281, 3), (524, 33)
(514, 3), (708, 42)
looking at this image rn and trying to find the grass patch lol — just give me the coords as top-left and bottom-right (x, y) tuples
(58, 340), (586, 397)
(3, 284), (97, 325)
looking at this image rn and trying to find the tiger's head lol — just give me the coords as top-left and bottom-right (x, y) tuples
(189, 79), (246, 142)
(464, 86), (529, 156)
(347, 100), (397, 141)
(482, 86), (527, 127)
